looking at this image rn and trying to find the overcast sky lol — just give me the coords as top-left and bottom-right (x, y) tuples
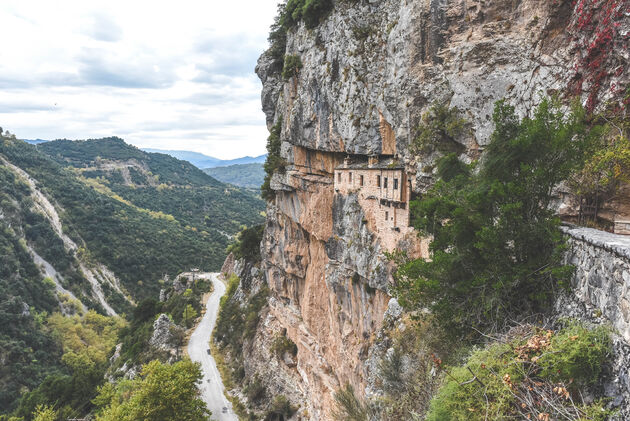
(0, 0), (279, 159)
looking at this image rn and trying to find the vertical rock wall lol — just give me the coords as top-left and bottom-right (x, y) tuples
(251, 0), (630, 418)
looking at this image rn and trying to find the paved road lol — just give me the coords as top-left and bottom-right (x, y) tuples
(187, 273), (238, 421)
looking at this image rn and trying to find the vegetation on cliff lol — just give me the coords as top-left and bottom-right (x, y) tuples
(426, 323), (613, 421)
(261, 118), (286, 201)
(394, 99), (604, 337)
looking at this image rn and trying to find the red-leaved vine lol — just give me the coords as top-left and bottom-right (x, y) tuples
(567, 0), (630, 112)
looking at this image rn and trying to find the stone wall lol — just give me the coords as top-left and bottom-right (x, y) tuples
(562, 224), (630, 341)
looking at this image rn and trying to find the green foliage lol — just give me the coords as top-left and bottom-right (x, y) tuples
(40, 138), (218, 187)
(243, 376), (266, 403)
(333, 384), (369, 421)
(425, 323), (612, 421)
(270, 334), (298, 358)
(263, 395), (297, 421)
(32, 405), (56, 421)
(0, 137), (263, 303)
(203, 163), (264, 188)
(227, 225), (264, 262)
(282, 55), (303, 80)
(0, 166), (66, 414)
(367, 317), (442, 420)
(213, 274), (269, 395)
(94, 359), (210, 421)
(395, 99), (602, 336)
(182, 304), (198, 328)
(279, 0), (333, 30)
(117, 279), (210, 364)
(262, 119), (286, 201)
(570, 129), (630, 223)
(411, 103), (467, 155)
(538, 323), (612, 388)
(13, 311), (125, 420)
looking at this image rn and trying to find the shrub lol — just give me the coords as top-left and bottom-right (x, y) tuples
(333, 384), (369, 421)
(411, 103), (467, 155)
(395, 98), (603, 336)
(263, 395), (297, 421)
(261, 118), (286, 201)
(281, 55), (303, 80)
(270, 334), (298, 358)
(227, 225), (264, 262)
(244, 376), (266, 403)
(425, 323), (613, 421)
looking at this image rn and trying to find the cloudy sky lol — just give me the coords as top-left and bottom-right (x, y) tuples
(0, 0), (279, 159)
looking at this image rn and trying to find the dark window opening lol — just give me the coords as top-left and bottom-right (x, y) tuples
(338, 172), (342, 182)
(359, 175), (364, 186)
(394, 178), (398, 189)
(385, 211), (389, 221)
(377, 175), (381, 187)
(349, 172), (353, 183)
(384, 177), (388, 188)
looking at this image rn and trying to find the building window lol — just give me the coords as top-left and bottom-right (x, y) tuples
(359, 175), (364, 186)
(385, 211), (389, 221)
(377, 175), (381, 187)
(349, 172), (353, 183)
(338, 172), (341, 183)
(394, 178), (398, 190)
(384, 177), (388, 188)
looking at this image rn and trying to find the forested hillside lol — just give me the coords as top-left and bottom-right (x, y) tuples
(39, 138), (264, 237)
(203, 163), (264, 188)
(0, 134), (264, 417)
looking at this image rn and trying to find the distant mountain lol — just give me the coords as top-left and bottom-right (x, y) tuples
(142, 148), (266, 169)
(204, 163), (264, 189)
(22, 139), (50, 145)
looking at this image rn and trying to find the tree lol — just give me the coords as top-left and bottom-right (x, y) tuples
(394, 99), (602, 337)
(94, 359), (210, 421)
(32, 405), (57, 421)
(182, 304), (198, 328)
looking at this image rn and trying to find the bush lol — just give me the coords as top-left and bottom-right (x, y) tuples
(333, 385), (369, 421)
(227, 225), (264, 262)
(394, 98), (603, 336)
(263, 395), (297, 421)
(261, 119), (286, 201)
(270, 334), (298, 358)
(411, 103), (467, 155)
(244, 376), (266, 403)
(282, 55), (303, 80)
(425, 323), (613, 421)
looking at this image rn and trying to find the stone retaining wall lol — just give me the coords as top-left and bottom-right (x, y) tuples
(562, 225), (630, 341)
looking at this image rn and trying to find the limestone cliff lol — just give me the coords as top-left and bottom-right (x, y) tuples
(244, 0), (630, 419)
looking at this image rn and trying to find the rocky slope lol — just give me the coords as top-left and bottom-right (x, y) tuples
(231, 0), (630, 419)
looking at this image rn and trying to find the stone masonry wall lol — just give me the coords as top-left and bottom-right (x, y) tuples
(563, 225), (630, 342)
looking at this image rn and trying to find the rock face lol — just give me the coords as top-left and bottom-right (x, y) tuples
(148, 313), (183, 362)
(253, 0), (630, 419)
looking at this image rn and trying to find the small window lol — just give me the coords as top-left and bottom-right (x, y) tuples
(377, 175), (381, 187)
(359, 175), (364, 186)
(384, 177), (388, 188)
(394, 178), (398, 190)
(349, 172), (353, 183)
(385, 211), (389, 221)
(338, 172), (342, 182)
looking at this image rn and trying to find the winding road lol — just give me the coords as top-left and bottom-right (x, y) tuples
(187, 273), (238, 421)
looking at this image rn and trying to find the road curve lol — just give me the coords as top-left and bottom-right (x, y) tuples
(187, 273), (238, 421)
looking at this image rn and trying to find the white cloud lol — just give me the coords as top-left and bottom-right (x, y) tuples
(0, 0), (278, 159)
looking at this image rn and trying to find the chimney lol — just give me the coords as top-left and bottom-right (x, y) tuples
(368, 155), (378, 167)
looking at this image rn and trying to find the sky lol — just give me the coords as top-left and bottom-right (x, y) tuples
(0, 0), (279, 159)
